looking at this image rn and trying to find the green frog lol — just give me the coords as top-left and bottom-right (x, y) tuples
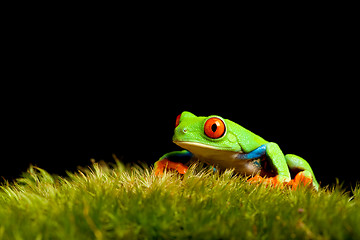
(154, 111), (319, 190)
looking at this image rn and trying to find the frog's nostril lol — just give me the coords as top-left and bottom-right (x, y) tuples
(182, 128), (188, 133)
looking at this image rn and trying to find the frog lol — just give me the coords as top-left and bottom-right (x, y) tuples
(154, 111), (319, 191)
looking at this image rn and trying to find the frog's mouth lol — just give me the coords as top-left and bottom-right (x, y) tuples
(173, 141), (240, 160)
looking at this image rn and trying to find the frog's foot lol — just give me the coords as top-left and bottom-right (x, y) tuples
(247, 175), (284, 188)
(247, 175), (264, 183)
(288, 171), (313, 190)
(154, 159), (188, 176)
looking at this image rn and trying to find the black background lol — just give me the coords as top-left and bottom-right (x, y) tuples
(1, 8), (358, 189)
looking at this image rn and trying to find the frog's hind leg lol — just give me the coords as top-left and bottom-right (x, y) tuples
(285, 154), (319, 191)
(154, 150), (192, 175)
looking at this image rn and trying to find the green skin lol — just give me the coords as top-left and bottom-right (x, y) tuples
(156, 111), (319, 190)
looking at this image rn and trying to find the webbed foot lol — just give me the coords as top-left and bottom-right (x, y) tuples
(247, 175), (283, 187)
(287, 171), (313, 190)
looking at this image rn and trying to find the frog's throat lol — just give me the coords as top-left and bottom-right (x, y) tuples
(174, 141), (242, 158)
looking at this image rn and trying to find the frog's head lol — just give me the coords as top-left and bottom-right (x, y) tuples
(172, 111), (242, 155)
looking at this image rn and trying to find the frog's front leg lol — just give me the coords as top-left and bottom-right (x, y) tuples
(154, 150), (192, 175)
(247, 142), (291, 186)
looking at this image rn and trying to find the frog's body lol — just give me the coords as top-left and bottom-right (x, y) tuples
(155, 111), (319, 191)
(175, 142), (270, 177)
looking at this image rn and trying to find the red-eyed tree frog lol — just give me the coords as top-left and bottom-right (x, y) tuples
(154, 111), (319, 191)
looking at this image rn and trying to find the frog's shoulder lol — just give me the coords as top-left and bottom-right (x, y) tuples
(226, 119), (268, 153)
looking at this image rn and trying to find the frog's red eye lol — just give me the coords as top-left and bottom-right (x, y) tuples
(204, 117), (226, 139)
(175, 114), (181, 127)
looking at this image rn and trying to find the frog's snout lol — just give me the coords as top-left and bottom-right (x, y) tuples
(175, 126), (188, 135)
(173, 126), (188, 142)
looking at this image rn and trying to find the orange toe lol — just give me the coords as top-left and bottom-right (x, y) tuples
(248, 175), (286, 189)
(262, 176), (283, 188)
(247, 175), (264, 183)
(291, 172), (312, 190)
(176, 163), (188, 174)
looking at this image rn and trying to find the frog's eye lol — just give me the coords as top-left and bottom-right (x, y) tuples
(175, 114), (181, 127)
(204, 117), (226, 139)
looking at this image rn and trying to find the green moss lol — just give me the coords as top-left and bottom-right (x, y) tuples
(0, 161), (359, 239)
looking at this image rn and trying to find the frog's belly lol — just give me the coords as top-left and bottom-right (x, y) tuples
(175, 141), (262, 176)
(197, 155), (262, 176)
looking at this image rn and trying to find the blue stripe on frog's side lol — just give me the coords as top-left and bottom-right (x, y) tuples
(236, 144), (267, 160)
